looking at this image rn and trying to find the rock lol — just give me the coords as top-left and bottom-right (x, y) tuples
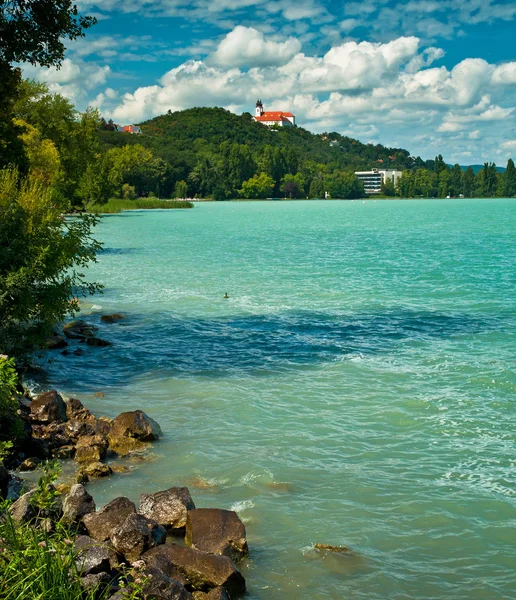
(87, 337), (112, 347)
(81, 572), (113, 594)
(30, 390), (67, 423)
(143, 544), (245, 596)
(75, 445), (104, 464)
(6, 474), (23, 501)
(111, 465), (130, 473)
(101, 314), (125, 323)
(18, 457), (41, 471)
(185, 509), (248, 563)
(76, 468), (89, 484)
(63, 320), (98, 340)
(24, 436), (51, 459)
(9, 489), (37, 522)
(94, 391), (105, 397)
(73, 348), (85, 356)
(45, 335), (68, 349)
(52, 445), (75, 459)
(66, 397), (93, 421)
(111, 410), (162, 441)
(34, 421), (72, 449)
(107, 434), (148, 456)
(110, 513), (166, 562)
(84, 462), (112, 479)
(61, 349), (70, 356)
(56, 483), (72, 495)
(143, 567), (194, 600)
(313, 543), (350, 553)
(0, 465), (9, 498)
(192, 588), (230, 600)
(83, 497), (136, 542)
(138, 487), (195, 534)
(62, 484), (96, 525)
(75, 535), (113, 575)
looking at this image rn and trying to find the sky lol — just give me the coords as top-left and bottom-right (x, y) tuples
(21, 0), (516, 165)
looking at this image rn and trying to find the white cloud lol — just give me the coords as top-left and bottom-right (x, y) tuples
(492, 62), (516, 85)
(210, 26), (301, 68)
(501, 140), (516, 150)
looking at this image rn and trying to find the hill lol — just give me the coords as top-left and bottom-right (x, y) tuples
(98, 107), (427, 198)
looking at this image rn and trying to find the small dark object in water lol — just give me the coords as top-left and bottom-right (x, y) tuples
(223, 292), (229, 299)
(314, 543), (350, 553)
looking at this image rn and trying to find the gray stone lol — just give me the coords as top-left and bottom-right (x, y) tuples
(83, 497), (136, 542)
(185, 509), (248, 563)
(192, 588), (230, 600)
(62, 484), (96, 525)
(111, 410), (162, 441)
(110, 513), (166, 562)
(9, 489), (37, 523)
(138, 487), (195, 533)
(143, 567), (194, 600)
(30, 390), (67, 423)
(143, 544), (245, 596)
(75, 535), (113, 575)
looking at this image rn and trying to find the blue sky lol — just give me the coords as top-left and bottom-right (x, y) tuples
(22, 0), (516, 164)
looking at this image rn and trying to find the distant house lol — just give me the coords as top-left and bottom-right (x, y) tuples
(355, 169), (403, 195)
(116, 125), (142, 135)
(253, 100), (295, 127)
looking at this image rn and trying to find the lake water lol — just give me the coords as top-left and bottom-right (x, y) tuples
(41, 199), (516, 599)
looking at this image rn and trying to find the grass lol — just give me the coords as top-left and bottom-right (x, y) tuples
(88, 198), (194, 213)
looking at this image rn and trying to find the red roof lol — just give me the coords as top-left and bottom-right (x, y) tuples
(255, 111), (294, 121)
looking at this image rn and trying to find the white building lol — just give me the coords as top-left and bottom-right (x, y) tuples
(355, 169), (403, 195)
(253, 100), (295, 127)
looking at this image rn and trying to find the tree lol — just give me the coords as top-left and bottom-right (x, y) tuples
(0, 1), (96, 170)
(476, 163), (498, 197)
(450, 163), (463, 197)
(0, 168), (102, 357)
(324, 171), (364, 199)
(438, 170), (451, 198)
(280, 173), (305, 198)
(434, 154), (448, 175)
(174, 180), (188, 198)
(239, 172), (274, 199)
(380, 176), (395, 196)
(501, 158), (516, 197)
(14, 118), (61, 187)
(0, 1), (95, 67)
(462, 166), (475, 197)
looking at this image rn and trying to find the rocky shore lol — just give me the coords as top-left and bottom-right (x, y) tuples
(1, 380), (248, 599)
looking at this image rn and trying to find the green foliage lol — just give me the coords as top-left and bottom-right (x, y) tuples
(30, 460), (61, 513)
(0, 168), (102, 357)
(281, 173), (305, 198)
(0, 356), (22, 439)
(0, 507), (109, 600)
(239, 172), (275, 199)
(324, 171), (364, 199)
(0, 440), (13, 462)
(174, 179), (188, 198)
(122, 183), (137, 200)
(380, 176), (395, 196)
(88, 198), (193, 214)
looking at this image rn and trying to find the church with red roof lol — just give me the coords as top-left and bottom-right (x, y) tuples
(253, 100), (295, 127)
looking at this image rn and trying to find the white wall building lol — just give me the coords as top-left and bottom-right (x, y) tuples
(253, 100), (295, 127)
(355, 169), (403, 195)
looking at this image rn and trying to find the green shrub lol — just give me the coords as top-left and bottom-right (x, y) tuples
(0, 356), (22, 439)
(122, 183), (136, 200)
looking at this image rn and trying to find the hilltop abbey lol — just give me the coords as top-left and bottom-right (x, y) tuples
(253, 100), (295, 127)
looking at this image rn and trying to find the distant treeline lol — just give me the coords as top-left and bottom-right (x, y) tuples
(386, 156), (516, 199)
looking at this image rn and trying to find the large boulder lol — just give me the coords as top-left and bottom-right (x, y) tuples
(101, 314), (125, 324)
(30, 390), (67, 423)
(44, 335), (68, 350)
(138, 487), (195, 534)
(185, 509), (248, 563)
(143, 544), (246, 597)
(110, 513), (166, 562)
(86, 337), (112, 347)
(75, 535), (113, 575)
(66, 397), (94, 421)
(63, 320), (98, 340)
(107, 434), (148, 456)
(75, 434), (108, 464)
(142, 567), (194, 600)
(192, 588), (231, 600)
(83, 462), (112, 479)
(8, 489), (37, 523)
(62, 484), (96, 525)
(111, 410), (162, 441)
(83, 497), (136, 542)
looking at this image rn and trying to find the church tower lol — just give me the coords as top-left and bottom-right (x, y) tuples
(255, 99), (264, 117)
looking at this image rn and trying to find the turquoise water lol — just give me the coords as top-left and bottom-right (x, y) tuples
(42, 200), (516, 599)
